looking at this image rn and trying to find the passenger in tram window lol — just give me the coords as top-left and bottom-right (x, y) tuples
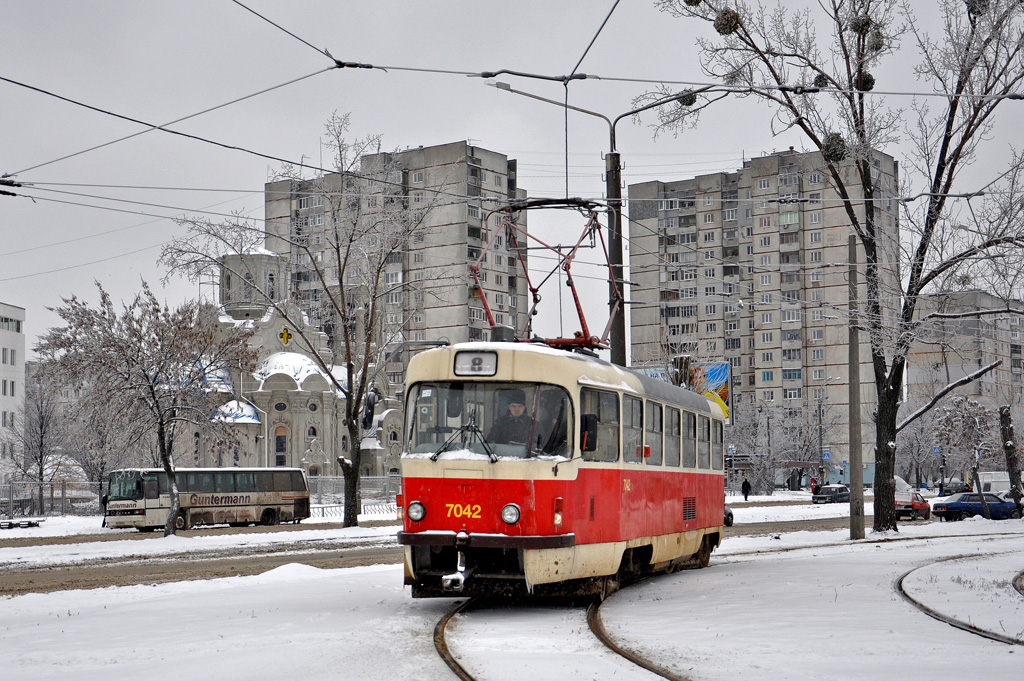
(488, 389), (532, 445)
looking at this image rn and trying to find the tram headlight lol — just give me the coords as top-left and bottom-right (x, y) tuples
(407, 501), (426, 522)
(501, 503), (521, 525)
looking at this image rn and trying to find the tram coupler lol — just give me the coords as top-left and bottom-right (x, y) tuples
(441, 549), (472, 592)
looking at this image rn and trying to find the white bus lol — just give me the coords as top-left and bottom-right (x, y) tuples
(104, 467), (311, 531)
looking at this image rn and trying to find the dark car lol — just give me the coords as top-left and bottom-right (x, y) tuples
(939, 481), (971, 495)
(724, 505), (734, 527)
(812, 484), (850, 504)
(932, 492), (1021, 521)
(895, 491), (931, 520)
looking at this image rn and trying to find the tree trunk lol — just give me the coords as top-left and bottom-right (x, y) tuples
(1000, 406), (1023, 514)
(972, 466), (991, 519)
(873, 387), (899, 532)
(341, 421), (362, 527)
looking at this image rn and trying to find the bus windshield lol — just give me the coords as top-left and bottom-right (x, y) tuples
(107, 471), (145, 501)
(407, 382), (572, 459)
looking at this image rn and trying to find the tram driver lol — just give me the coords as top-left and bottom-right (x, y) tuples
(488, 388), (532, 445)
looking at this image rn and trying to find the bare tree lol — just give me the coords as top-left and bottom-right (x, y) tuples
(35, 282), (257, 535)
(162, 113), (453, 527)
(649, 0), (1024, 530)
(4, 366), (69, 514)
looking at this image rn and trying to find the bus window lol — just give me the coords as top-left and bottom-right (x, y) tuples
(712, 420), (725, 470)
(645, 401), (663, 466)
(682, 412), (697, 468)
(698, 415), (711, 469)
(144, 476), (159, 500)
(623, 396), (643, 464)
(256, 471), (274, 492)
(580, 388), (619, 462)
(235, 472), (256, 492)
(215, 471), (235, 493)
(665, 407), (681, 467)
(273, 471), (292, 491)
(290, 471), (306, 491)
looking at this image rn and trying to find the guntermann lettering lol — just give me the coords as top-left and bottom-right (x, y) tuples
(188, 493), (253, 505)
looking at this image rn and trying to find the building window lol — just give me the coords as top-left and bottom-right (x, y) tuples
(809, 172), (822, 184)
(760, 216), (772, 228)
(704, 213), (715, 224)
(704, 267), (716, 278)
(809, 231), (822, 243)
(784, 388), (803, 399)
(810, 212), (822, 224)
(810, 251), (823, 263)
(759, 236), (772, 247)
(782, 369), (802, 381)
(783, 309), (801, 322)
(705, 304), (717, 314)
(812, 329), (824, 341)
(274, 402), (287, 412)
(761, 313), (773, 323)
(812, 310), (824, 321)
(758, 178), (770, 190)
(762, 351), (774, 362)
(412, 171), (424, 183)
(812, 348), (825, 360)
(762, 390), (775, 401)
(762, 370), (774, 382)
(760, 274), (772, 286)
(761, 332), (773, 343)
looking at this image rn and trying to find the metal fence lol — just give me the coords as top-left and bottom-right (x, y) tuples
(1, 481), (103, 518)
(1, 474), (402, 519)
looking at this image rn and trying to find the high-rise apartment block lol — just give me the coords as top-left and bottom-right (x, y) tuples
(628, 148), (900, 475)
(908, 290), (1024, 408)
(256, 141), (529, 398)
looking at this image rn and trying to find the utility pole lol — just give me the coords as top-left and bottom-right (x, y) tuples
(606, 150), (626, 366)
(848, 234), (865, 539)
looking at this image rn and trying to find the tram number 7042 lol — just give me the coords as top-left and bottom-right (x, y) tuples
(446, 503), (482, 519)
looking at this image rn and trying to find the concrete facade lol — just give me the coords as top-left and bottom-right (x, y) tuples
(628, 148), (901, 473)
(0, 302), (25, 482)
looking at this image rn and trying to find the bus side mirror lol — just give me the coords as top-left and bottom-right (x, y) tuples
(581, 414), (598, 452)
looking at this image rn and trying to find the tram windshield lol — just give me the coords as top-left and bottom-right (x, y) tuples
(406, 382), (572, 459)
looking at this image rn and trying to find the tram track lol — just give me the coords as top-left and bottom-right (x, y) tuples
(433, 592), (694, 681)
(896, 552), (1024, 646)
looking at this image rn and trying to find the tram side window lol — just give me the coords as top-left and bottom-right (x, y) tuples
(645, 401), (663, 466)
(698, 415), (711, 469)
(623, 396), (644, 464)
(712, 420), (725, 470)
(665, 407), (681, 467)
(580, 388), (619, 462)
(682, 412), (697, 468)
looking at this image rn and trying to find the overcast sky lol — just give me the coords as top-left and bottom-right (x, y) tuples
(2, 1), (1016, 359)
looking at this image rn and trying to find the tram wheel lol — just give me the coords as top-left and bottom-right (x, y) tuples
(695, 537), (712, 568)
(260, 508), (277, 526)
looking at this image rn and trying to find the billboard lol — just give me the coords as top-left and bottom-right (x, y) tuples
(637, 362), (732, 425)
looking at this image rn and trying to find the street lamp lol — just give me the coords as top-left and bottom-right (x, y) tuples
(491, 82), (724, 366)
(816, 375), (840, 486)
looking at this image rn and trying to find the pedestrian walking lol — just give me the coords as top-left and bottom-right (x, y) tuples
(741, 478), (751, 501)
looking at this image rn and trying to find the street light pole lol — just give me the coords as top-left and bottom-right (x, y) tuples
(491, 82), (718, 366)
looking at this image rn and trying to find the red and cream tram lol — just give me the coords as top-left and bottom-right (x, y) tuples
(397, 341), (726, 598)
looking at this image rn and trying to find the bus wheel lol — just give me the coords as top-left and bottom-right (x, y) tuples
(174, 511), (190, 531)
(260, 509), (277, 526)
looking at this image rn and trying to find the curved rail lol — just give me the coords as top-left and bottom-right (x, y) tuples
(896, 555), (1024, 646)
(587, 600), (695, 681)
(434, 598), (481, 681)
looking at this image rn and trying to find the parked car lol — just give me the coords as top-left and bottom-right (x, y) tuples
(932, 492), (1021, 521)
(724, 505), (734, 527)
(812, 484), (850, 504)
(895, 491), (931, 520)
(938, 480), (971, 495)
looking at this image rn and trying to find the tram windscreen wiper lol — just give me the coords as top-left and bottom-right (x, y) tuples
(431, 411), (497, 462)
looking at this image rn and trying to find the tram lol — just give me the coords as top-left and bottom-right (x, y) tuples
(397, 341), (726, 598)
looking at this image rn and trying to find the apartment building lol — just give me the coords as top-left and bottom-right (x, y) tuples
(907, 290), (1024, 408)
(628, 148), (900, 474)
(254, 141), (529, 398)
(0, 302), (25, 480)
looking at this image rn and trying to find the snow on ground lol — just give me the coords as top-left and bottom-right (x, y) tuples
(3, 498), (1023, 680)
